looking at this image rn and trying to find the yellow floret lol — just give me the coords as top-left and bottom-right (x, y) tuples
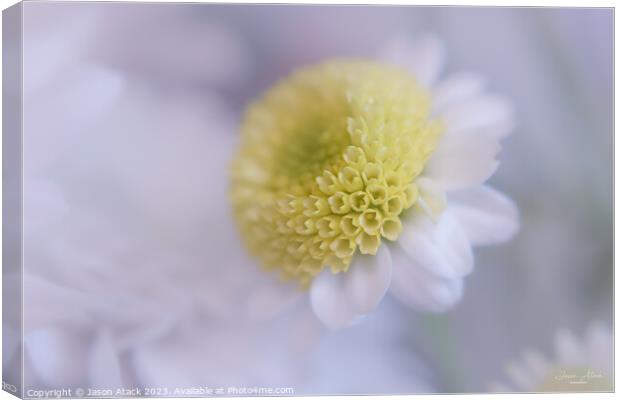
(230, 60), (443, 287)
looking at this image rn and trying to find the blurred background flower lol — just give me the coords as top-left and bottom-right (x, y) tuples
(8, 2), (612, 395)
(490, 321), (612, 392)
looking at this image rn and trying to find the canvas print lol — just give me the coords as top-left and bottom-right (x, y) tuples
(2, 1), (614, 397)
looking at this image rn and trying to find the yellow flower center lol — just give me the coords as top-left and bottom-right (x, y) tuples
(231, 60), (442, 287)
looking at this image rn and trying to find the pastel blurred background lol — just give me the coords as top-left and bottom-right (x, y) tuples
(5, 2), (612, 395)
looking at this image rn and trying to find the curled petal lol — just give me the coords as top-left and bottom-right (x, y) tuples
(381, 34), (446, 88)
(398, 210), (473, 279)
(431, 72), (486, 114)
(344, 245), (393, 314)
(442, 94), (515, 139)
(389, 245), (464, 312)
(448, 185), (519, 246)
(424, 131), (500, 191)
(310, 270), (359, 330)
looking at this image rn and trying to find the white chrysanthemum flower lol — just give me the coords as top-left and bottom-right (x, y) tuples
(231, 35), (519, 329)
(16, 3), (255, 388)
(490, 322), (613, 393)
(18, 83), (242, 390)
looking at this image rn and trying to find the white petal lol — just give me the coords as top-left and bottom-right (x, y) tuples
(448, 185), (519, 246)
(441, 94), (515, 139)
(310, 270), (359, 330)
(88, 330), (122, 389)
(244, 280), (303, 321)
(131, 335), (194, 388)
(344, 245), (393, 314)
(286, 306), (325, 355)
(555, 329), (584, 365)
(381, 34), (445, 87)
(22, 274), (93, 332)
(96, 87), (234, 232)
(521, 349), (550, 378)
(113, 315), (178, 353)
(585, 321), (613, 375)
(131, 319), (269, 388)
(389, 245), (464, 312)
(398, 210), (473, 279)
(416, 176), (447, 218)
(506, 361), (535, 391)
(585, 321), (611, 355)
(23, 3), (98, 94)
(432, 72), (486, 114)
(25, 66), (124, 172)
(424, 131), (500, 191)
(26, 328), (90, 387)
(23, 179), (68, 234)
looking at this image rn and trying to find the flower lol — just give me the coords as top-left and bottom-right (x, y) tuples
(19, 82), (242, 390)
(231, 35), (519, 329)
(16, 3), (258, 389)
(489, 322), (613, 392)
